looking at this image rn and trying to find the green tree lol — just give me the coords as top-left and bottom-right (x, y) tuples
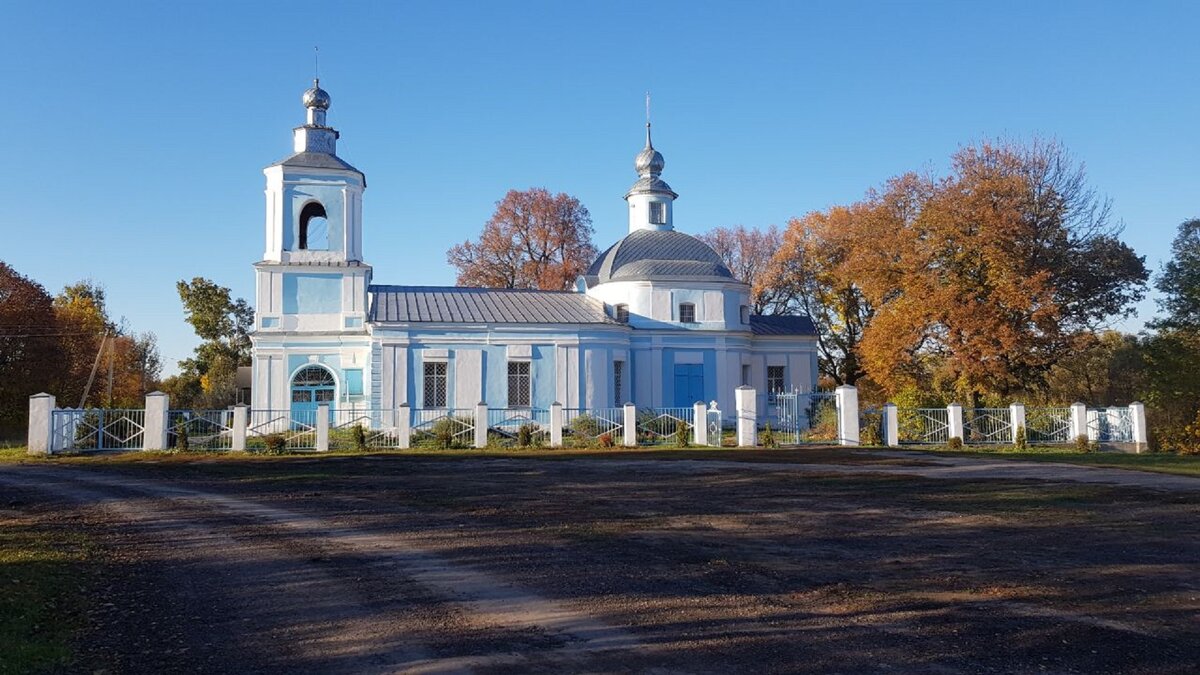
(0, 262), (65, 437)
(172, 278), (253, 408)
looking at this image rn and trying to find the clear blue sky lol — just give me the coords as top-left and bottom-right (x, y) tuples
(3, 1), (1196, 375)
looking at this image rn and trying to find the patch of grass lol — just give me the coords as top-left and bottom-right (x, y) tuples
(920, 446), (1200, 478)
(0, 521), (94, 672)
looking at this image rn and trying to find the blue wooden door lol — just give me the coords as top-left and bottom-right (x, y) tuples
(673, 364), (704, 407)
(290, 366), (336, 426)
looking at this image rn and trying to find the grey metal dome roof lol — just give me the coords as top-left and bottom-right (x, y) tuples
(585, 229), (736, 286)
(302, 80), (331, 110)
(626, 123), (676, 199)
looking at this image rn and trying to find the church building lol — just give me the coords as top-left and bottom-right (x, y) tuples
(249, 81), (819, 420)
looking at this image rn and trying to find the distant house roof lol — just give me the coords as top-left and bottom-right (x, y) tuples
(585, 229), (735, 286)
(269, 151), (365, 184)
(749, 315), (817, 336)
(369, 286), (621, 325)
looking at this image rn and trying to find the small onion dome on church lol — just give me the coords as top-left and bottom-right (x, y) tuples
(626, 124), (677, 199)
(584, 229), (735, 287)
(302, 80), (331, 110)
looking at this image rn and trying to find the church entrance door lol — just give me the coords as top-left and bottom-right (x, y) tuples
(290, 365), (336, 424)
(673, 364), (704, 408)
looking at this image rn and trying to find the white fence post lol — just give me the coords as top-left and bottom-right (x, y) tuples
(835, 385), (859, 446)
(143, 392), (170, 451)
(232, 405), (248, 451)
(692, 401), (707, 446)
(549, 402), (563, 448)
(1009, 402), (1026, 444)
(316, 403), (330, 451)
(474, 402), (488, 449)
(623, 403), (637, 447)
(1129, 401), (1148, 453)
(883, 402), (899, 447)
(398, 403), (411, 449)
(1069, 402), (1088, 441)
(735, 386), (757, 447)
(27, 393), (55, 455)
(947, 403), (964, 442)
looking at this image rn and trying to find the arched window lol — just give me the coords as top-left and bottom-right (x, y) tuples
(292, 365), (335, 387)
(298, 202), (329, 250)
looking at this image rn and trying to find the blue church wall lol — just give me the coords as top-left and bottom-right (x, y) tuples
(282, 273), (342, 314)
(280, 177), (350, 252)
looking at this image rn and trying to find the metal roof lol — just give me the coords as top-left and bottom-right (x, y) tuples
(269, 151), (364, 182)
(749, 315), (818, 336)
(369, 286), (621, 325)
(586, 229), (735, 286)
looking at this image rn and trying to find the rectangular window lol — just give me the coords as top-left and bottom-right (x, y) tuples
(344, 369), (364, 396)
(315, 389), (336, 403)
(767, 365), (786, 398)
(507, 361), (531, 407)
(741, 364), (751, 386)
(740, 305), (750, 324)
(292, 390), (312, 403)
(679, 303), (696, 323)
(649, 202), (666, 224)
(613, 360), (624, 407)
(615, 304), (629, 323)
(424, 361), (447, 407)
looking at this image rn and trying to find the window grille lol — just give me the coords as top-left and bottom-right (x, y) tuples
(649, 202), (666, 224)
(424, 362), (447, 407)
(507, 361), (531, 407)
(615, 304), (629, 323)
(679, 303), (696, 323)
(613, 360), (624, 407)
(767, 366), (786, 398)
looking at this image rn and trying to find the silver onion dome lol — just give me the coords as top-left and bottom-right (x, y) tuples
(302, 80), (331, 110)
(635, 123), (665, 176)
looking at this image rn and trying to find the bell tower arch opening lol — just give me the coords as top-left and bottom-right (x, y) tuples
(298, 201), (329, 250)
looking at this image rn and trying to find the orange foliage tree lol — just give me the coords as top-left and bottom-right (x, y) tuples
(447, 188), (597, 290)
(697, 225), (785, 314)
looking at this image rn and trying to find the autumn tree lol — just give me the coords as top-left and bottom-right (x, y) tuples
(0, 262), (64, 437)
(697, 225), (785, 314)
(162, 277), (253, 408)
(447, 188), (597, 290)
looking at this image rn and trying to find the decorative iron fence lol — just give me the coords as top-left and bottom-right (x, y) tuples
(50, 408), (146, 452)
(964, 408), (1012, 444)
(897, 408), (950, 444)
(168, 409), (234, 451)
(562, 407), (623, 446)
(1088, 408), (1134, 442)
(330, 408), (404, 450)
(637, 407), (694, 445)
(705, 404), (724, 447)
(486, 408), (550, 447)
(769, 391), (839, 444)
(410, 408), (475, 448)
(1026, 407), (1072, 443)
(247, 409), (317, 450)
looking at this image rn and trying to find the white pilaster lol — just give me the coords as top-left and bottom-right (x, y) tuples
(232, 405), (248, 451)
(27, 393), (55, 456)
(836, 385), (859, 446)
(693, 401), (708, 446)
(143, 392), (170, 451)
(883, 402), (899, 447)
(550, 402), (564, 448)
(623, 403), (637, 447)
(1129, 401), (1148, 453)
(1009, 402), (1026, 444)
(1069, 402), (1088, 441)
(474, 402), (488, 449)
(947, 403), (964, 443)
(735, 386), (757, 447)
(398, 403), (411, 449)
(316, 404), (330, 451)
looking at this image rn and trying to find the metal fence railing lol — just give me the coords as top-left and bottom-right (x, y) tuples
(247, 409), (317, 451)
(1025, 407), (1072, 443)
(410, 408), (475, 448)
(50, 408), (146, 452)
(168, 409), (234, 451)
(1088, 408), (1133, 442)
(637, 407), (694, 445)
(562, 407), (624, 446)
(964, 408), (1012, 444)
(768, 391), (839, 444)
(330, 408), (404, 450)
(897, 408), (950, 444)
(486, 408), (550, 447)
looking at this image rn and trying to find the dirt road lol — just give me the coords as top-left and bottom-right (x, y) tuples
(3, 453), (1199, 673)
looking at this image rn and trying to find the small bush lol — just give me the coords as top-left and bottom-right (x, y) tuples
(675, 419), (690, 447)
(1014, 424), (1027, 451)
(1074, 434), (1091, 453)
(516, 424), (534, 448)
(352, 424), (368, 452)
(570, 414), (601, 440)
(947, 436), (963, 450)
(597, 432), (615, 448)
(174, 421), (190, 452)
(761, 422), (777, 448)
(860, 421), (882, 447)
(263, 433), (287, 455)
(431, 418), (459, 449)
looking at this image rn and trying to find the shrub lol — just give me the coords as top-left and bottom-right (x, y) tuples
(1014, 424), (1027, 451)
(860, 420), (882, 446)
(1074, 434), (1091, 453)
(431, 418), (458, 449)
(570, 414), (601, 440)
(516, 423), (534, 448)
(761, 422), (777, 448)
(352, 424), (368, 452)
(174, 420), (190, 452)
(675, 419), (690, 447)
(597, 432), (615, 448)
(263, 433), (287, 455)
(947, 436), (963, 450)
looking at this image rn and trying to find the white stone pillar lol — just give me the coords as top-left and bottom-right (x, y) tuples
(232, 405), (248, 451)
(692, 401), (708, 446)
(1069, 402), (1088, 441)
(947, 403), (964, 443)
(835, 385), (859, 446)
(398, 403), (411, 449)
(623, 403), (637, 447)
(316, 403), (330, 452)
(549, 402), (563, 448)
(474, 402), (488, 449)
(27, 393), (55, 456)
(143, 392), (170, 451)
(735, 386), (757, 447)
(1129, 401), (1148, 453)
(883, 402), (899, 447)
(1009, 402), (1026, 444)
